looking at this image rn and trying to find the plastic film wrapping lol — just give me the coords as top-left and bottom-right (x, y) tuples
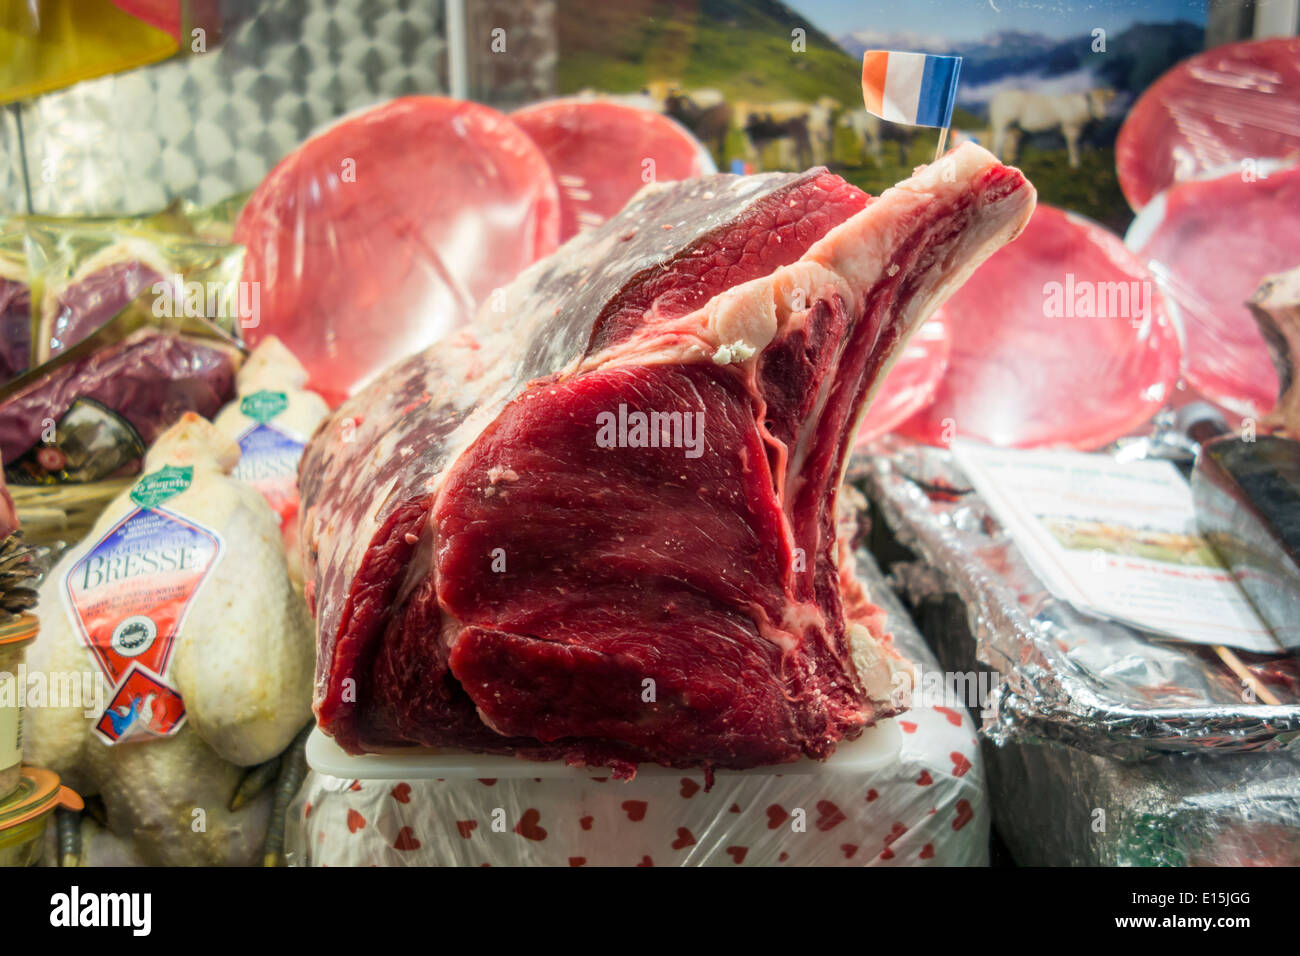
(899, 205), (1181, 451)
(1116, 37), (1300, 213)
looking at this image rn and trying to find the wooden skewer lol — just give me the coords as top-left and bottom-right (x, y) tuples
(1213, 644), (1281, 705)
(934, 126), (950, 162)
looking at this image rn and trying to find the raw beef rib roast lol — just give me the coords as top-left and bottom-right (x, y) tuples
(300, 143), (1036, 772)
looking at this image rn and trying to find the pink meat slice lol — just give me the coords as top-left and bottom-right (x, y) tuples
(235, 97), (560, 406)
(1117, 37), (1300, 211)
(298, 145), (1035, 772)
(1131, 165), (1300, 417)
(512, 98), (713, 241)
(901, 204), (1181, 449)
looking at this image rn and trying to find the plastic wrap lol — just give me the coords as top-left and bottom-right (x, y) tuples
(899, 205), (1181, 450)
(234, 97), (562, 406)
(287, 549), (988, 867)
(1116, 37), (1300, 212)
(0, 326), (238, 481)
(1126, 162), (1300, 419)
(511, 97), (716, 241)
(855, 438), (1300, 758)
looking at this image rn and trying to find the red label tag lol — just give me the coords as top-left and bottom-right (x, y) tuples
(62, 504), (223, 744)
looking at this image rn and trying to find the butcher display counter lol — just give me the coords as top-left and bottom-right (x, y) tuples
(854, 440), (1300, 866)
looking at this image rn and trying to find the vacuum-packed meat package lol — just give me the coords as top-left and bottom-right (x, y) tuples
(235, 97), (562, 405)
(902, 204), (1180, 449)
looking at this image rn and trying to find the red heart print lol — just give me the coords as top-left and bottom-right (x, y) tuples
(919, 844), (935, 859)
(671, 827), (696, 850)
(934, 706), (962, 726)
(880, 847), (895, 860)
(885, 821), (908, 846)
(390, 782), (411, 803)
(621, 800), (648, 822)
(636, 855), (654, 867)
(841, 844), (858, 859)
(916, 770), (933, 786)
(680, 778), (700, 798)
(725, 846), (748, 864)
(953, 799), (974, 831)
(393, 827), (420, 851)
(456, 820), (477, 839)
(899, 720), (918, 733)
(569, 857), (586, 867)
(477, 778), (497, 786)
(815, 800), (846, 831)
(304, 802), (313, 818)
(346, 809), (366, 833)
(579, 815), (594, 831)
(951, 752), (972, 777)
(728, 803), (741, 814)
(348, 780), (362, 791)
(515, 808), (548, 841)
(865, 789), (879, 802)
(766, 804), (789, 829)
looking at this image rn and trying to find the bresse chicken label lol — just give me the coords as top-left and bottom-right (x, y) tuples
(61, 465), (224, 745)
(232, 390), (306, 522)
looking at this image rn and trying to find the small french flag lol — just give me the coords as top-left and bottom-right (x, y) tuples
(861, 50), (962, 129)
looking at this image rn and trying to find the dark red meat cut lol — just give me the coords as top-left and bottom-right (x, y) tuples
(236, 97), (560, 406)
(902, 204), (1181, 449)
(512, 98), (714, 241)
(299, 144), (1036, 772)
(1129, 164), (1300, 418)
(1117, 37), (1300, 211)
(44, 259), (164, 358)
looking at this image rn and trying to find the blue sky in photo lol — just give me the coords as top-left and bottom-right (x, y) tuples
(791, 0), (1207, 43)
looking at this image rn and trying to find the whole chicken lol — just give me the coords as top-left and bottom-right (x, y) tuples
(213, 335), (328, 589)
(25, 413), (313, 863)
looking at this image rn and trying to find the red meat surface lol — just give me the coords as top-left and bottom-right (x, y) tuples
(298, 145), (1036, 773)
(235, 97), (560, 406)
(902, 205), (1180, 449)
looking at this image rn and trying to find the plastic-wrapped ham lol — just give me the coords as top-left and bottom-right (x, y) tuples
(902, 205), (1180, 449)
(1127, 163), (1300, 418)
(512, 97), (715, 241)
(235, 97), (561, 405)
(298, 144), (1036, 772)
(1116, 37), (1300, 211)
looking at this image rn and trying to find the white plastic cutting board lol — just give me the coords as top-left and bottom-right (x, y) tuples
(306, 719), (902, 781)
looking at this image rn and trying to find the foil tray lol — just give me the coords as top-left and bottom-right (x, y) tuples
(853, 438), (1300, 759)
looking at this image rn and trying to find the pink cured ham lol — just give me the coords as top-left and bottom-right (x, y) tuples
(1117, 37), (1300, 211)
(235, 97), (561, 406)
(901, 205), (1180, 449)
(1130, 164), (1300, 417)
(512, 98), (714, 241)
(854, 314), (950, 447)
(298, 144), (1035, 771)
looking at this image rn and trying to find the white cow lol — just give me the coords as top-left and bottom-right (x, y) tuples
(989, 88), (1116, 168)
